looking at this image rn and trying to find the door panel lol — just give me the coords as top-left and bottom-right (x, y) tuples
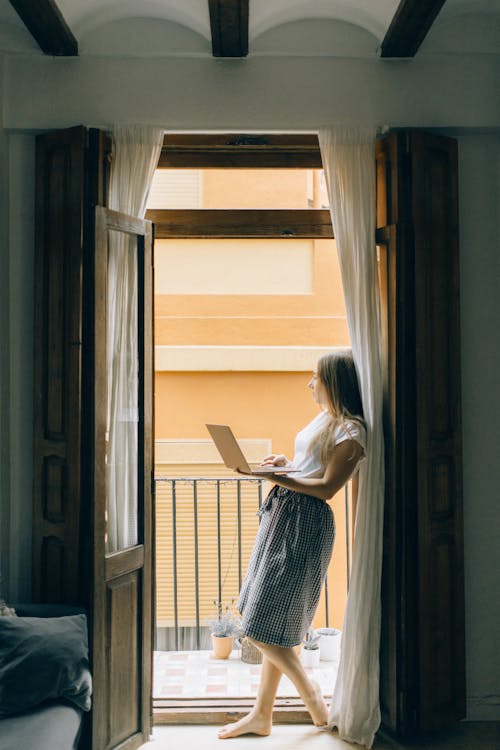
(92, 206), (153, 750)
(107, 572), (140, 743)
(33, 126), (86, 604)
(33, 127), (111, 608)
(410, 132), (465, 729)
(377, 133), (419, 736)
(377, 131), (465, 735)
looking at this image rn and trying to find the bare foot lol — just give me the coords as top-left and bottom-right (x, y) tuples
(218, 710), (272, 739)
(307, 680), (329, 727)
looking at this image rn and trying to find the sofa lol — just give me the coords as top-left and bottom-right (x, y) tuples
(0, 603), (92, 750)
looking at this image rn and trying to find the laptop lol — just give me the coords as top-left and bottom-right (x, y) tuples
(206, 424), (299, 475)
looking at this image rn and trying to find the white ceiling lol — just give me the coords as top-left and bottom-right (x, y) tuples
(0, 0), (499, 55)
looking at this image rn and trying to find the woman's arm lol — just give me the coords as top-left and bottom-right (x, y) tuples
(243, 439), (364, 501)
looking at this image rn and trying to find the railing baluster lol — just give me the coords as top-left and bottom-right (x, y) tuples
(216, 479), (222, 609)
(345, 482), (351, 592)
(237, 479), (242, 590)
(172, 480), (179, 651)
(193, 479), (200, 650)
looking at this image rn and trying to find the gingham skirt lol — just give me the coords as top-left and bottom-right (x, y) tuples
(237, 485), (335, 648)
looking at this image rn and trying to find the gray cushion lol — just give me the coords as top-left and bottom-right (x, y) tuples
(0, 702), (83, 750)
(0, 614), (92, 718)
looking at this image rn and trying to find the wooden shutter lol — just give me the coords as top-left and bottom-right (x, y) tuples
(34, 130), (154, 748)
(33, 126), (85, 604)
(33, 127), (110, 605)
(377, 133), (418, 735)
(377, 131), (465, 735)
(410, 131), (465, 729)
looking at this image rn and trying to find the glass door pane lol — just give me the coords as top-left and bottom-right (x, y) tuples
(106, 230), (140, 552)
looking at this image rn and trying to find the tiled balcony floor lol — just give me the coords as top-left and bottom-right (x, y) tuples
(153, 649), (338, 699)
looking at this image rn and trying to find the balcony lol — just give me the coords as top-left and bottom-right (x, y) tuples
(153, 476), (352, 714)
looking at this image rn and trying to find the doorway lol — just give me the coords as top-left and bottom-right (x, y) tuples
(146, 146), (354, 722)
(31, 128), (465, 741)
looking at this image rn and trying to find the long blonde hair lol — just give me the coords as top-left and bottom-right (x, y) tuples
(309, 349), (365, 465)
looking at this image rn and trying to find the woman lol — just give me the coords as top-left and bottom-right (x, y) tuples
(218, 349), (366, 740)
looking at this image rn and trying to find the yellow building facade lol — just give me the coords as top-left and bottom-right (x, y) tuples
(152, 168), (351, 637)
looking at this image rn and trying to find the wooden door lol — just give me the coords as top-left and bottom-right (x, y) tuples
(410, 131), (465, 730)
(377, 131), (465, 735)
(377, 133), (418, 736)
(33, 127), (110, 605)
(33, 126), (86, 604)
(92, 206), (154, 750)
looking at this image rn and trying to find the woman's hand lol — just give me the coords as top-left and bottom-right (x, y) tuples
(260, 453), (289, 467)
(252, 440), (365, 501)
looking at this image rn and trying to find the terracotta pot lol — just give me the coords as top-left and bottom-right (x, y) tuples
(211, 634), (234, 659)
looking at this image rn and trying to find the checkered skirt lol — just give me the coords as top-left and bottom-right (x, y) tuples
(237, 485), (335, 648)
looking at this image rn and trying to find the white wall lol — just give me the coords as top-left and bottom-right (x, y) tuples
(0, 46), (499, 719)
(3, 54), (500, 131)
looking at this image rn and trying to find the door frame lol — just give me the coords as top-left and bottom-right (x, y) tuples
(32, 129), (465, 743)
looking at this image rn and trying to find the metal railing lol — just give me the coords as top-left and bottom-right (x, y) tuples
(154, 477), (351, 651)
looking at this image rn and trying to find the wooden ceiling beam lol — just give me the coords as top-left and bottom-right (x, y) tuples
(380, 0), (447, 58)
(208, 0), (249, 58)
(8, 0), (78, 56)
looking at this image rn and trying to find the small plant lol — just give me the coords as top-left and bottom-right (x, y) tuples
(208, 599), (243, 638)
(303, 628), (320, 650)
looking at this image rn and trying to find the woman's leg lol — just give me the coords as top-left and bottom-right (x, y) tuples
(218, 656), (282, 739)
(249, 638), (328, 727)
(218, 638), (328, 740)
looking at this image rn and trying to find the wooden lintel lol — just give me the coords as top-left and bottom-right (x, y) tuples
(209, 0), (249, 57)
(145, 209), (334, 240)
(159, 134), (322, 169)
(380, 0), (447, 58)
(9, 0), (78, 56)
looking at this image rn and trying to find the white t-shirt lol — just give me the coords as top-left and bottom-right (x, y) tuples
(289, 410), (366, 479)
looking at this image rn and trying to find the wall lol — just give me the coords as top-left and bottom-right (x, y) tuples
(457, 133), (500, 720)
(3, 55), (499, 131)
(0, 44), (498, 717)
(0, 131), (34, 603)
(0, 56), (9, 597)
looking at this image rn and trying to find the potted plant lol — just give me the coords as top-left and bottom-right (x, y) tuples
(208, 599), (243, 659)
(301, 628), (321, 668)
(316, 627), (341, 662)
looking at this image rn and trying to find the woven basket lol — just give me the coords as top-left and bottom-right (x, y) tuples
(240, 637), (263, 664)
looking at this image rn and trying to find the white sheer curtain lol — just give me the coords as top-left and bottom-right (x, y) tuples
(318, 126), (385, 748)
(106, 125), (164, 553)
